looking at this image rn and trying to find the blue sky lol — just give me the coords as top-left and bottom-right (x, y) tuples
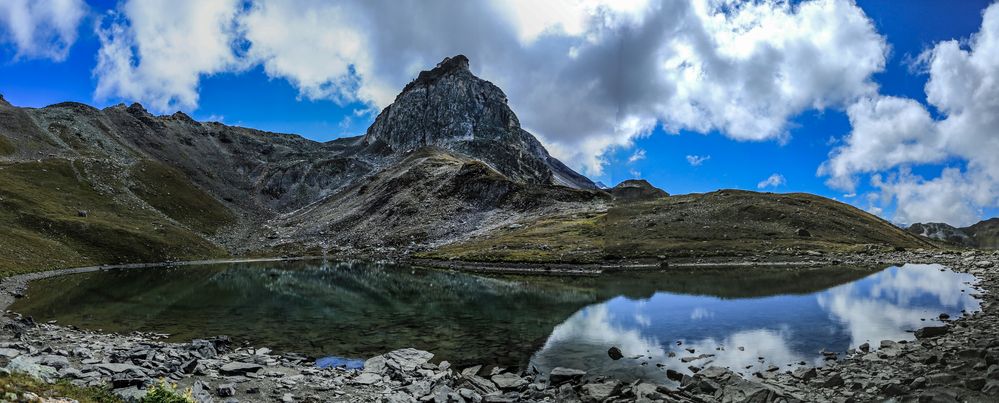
(1, 0), (997, 226)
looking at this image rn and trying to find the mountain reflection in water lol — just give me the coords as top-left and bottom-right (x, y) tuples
(11, 261), (979, 383)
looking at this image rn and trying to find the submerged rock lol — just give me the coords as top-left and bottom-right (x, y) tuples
(607, 346), (623, 360)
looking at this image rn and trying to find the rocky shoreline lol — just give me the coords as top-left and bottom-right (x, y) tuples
(1, 249), (998, 402)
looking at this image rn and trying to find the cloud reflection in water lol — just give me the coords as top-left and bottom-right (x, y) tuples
(529, 264), (980, 383)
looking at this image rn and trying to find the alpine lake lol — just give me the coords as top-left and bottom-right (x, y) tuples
(11, 260), (981, 384)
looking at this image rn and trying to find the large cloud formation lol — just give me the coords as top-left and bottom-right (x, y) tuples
(0, 0), (86, 61)
(91, 0), (888, 177)
(821, 3), (999, 226)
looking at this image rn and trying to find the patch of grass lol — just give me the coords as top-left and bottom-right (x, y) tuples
(0, 135), (14, 156)
(422, 190), (936, 263)
(128, 161), (235, 234)
(0, 159), (228, 277)
(0, 371), (123, 403)
(419, 212), (607, 263)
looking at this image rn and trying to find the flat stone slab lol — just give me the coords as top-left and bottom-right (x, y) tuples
(94, 363), (147, 375)
(491, 373), (527, 390)
(220, 362), (263, 375)
(0, 348), (21, 358)
(353, 372), (382, 385)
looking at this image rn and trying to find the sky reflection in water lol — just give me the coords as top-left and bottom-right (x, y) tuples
(530, 264), (980, 383)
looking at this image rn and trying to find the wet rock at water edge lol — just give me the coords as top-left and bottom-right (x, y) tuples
(607, 346), (623, 360)
(580, 380), (621, 401)
(915, 325), (949, 339)
(548, 367), (586, 385)
(792, 367), (817, 381)
(490, 372), (527, 390)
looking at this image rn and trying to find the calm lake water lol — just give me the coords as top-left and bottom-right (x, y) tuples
(12, 261), (980, 383)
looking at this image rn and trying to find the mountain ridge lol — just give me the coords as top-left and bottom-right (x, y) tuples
(908, 218), (999, 249)
(0, 55), (941, 275)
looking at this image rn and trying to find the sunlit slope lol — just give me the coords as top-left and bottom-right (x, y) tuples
(423, 189), (935, 263)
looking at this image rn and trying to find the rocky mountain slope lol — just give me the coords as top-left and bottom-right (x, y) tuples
(908, 218), (999, 248)
(0, 56), (939, 275)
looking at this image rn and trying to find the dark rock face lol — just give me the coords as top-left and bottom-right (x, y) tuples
(908, 222), (975, 246)
(608, 179), (668, 201)
(363, 55), (596, 190)
(907, 218), (999, 249)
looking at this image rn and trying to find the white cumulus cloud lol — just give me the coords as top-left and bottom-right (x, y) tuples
(93, 0), (245, 112)
(0, 0), (86, 61)
(757, 173), (786, 189)
(820, 2), (999, 226)
(90, 0), (888, 178)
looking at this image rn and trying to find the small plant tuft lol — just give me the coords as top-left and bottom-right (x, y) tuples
(141, 379), (194, 403)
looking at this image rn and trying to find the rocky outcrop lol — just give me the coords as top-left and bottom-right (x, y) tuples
(608, 179), (669, 201)
(908, 218), (999, 249)
(362, 55), (596, 190)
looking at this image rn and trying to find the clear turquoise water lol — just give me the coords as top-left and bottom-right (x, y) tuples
(12, 261), (979, 383)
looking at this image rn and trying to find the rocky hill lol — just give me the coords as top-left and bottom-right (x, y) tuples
(908, 218), (999, 249)
(0, 56), (939, 275)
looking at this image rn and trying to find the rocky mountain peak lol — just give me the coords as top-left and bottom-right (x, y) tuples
(362, 55), (596, 189)
(402, 55), (471, 93)
(0, 94), (10, 107)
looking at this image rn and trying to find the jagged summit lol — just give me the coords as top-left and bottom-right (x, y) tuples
(363, 55), (596, 189)
(402, 55), (471, 93)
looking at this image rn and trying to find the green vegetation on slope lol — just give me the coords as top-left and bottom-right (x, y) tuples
(0, 135), (13, 155)
(128, 160), (235, 234)
(0, 159), (227, 277)
(418, 211), (607, 263)
(422, 190), (935, 263)
(0, 372), (123, 403)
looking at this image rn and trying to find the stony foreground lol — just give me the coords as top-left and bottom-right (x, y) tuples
(1, 249), (998, 402)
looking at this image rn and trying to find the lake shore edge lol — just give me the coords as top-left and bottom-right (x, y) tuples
(2, 249), (997, 402)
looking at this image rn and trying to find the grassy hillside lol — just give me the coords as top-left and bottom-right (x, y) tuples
(421, 190), (936, 263)
(128, 160), (235, 234)
(0, 135), (13, 155)
(0, 159), (228, 277)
